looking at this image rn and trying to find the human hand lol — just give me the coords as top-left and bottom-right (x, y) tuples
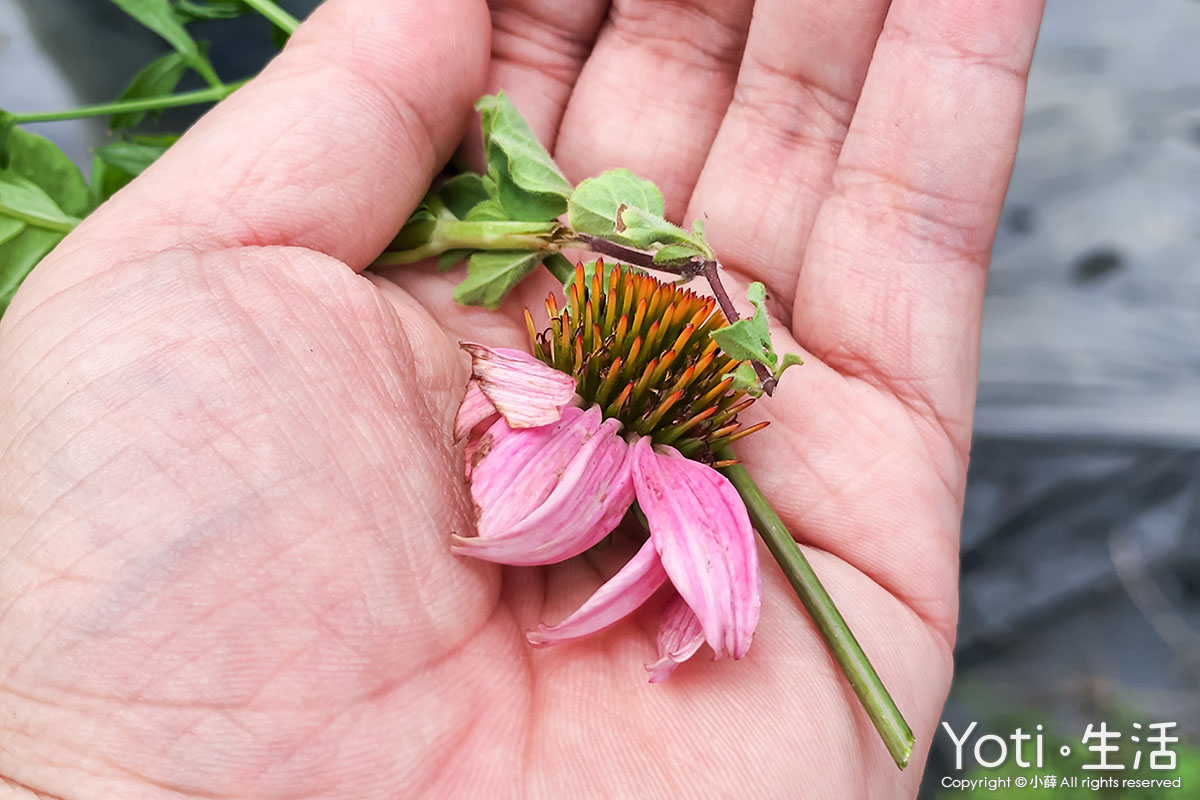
(0, 0), (1043, 797)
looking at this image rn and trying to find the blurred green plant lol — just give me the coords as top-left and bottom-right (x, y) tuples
(0, 0), (299, 314)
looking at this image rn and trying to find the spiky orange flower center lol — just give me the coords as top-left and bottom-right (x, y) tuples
(524, 261), (767, 463)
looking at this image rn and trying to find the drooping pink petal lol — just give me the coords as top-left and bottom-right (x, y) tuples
(631, 437), (761, 660)
(461, 342), (577, 428)
(526, 537), (667, 648)
(451, 415), (635, 565)
(472, 406), (601, 536)
(454, 380), (498, 442)
(645, 593), (706, 683)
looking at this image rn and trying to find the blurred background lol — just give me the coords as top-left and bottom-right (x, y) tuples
(2, 0), (1197, 796)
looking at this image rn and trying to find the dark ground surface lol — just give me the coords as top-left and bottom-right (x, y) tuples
(2, 1), (1197, 796)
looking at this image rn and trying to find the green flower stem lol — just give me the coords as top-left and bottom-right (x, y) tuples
(373, 220), (560, 265)
(243, 0), (301, 34)
(716, 447), (915, 770)
(11, 81), (248, 124)
(0, 206), (79, 233)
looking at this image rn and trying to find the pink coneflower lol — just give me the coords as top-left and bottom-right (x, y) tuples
(451, 262), (767, 681)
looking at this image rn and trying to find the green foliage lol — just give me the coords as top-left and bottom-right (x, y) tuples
(173, 0), (249, 21)
(710, 282), (776, 364)
(711, 282), (802, 395)
(567, 168), (712, 263)
(110, 0), (221, 86)
(110, 52), (190, 130)
(568, 168), (663, 236)
(439, 173), (490, 220)
(437, 249), (472, 273)
(476, 93), (572, 221)
(94, 137), (175, 177)
(2, 127), (91, 216)
(0, 228), (64, 315)
(452, 250), (544, 309)
(0, 172), (81, 231)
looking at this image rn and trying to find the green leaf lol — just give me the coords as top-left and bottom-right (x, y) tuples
(111, 52), (189, 130)
(439, 173), (490, 220)
(94, 139), (173, 178)
(775, 352), (804, 380)
(91, 155), (130, 205)
(437, 249), (472, 272)
(709, 281), (776, 365)
(172, 0), (247, 21)
(0, 217), (24, 246)
(728, 362), (763, 397)
(652, 244), (698, 268)
(616, 204), (709, 255)
(110, 0), (220, 85)
(567, 168), (664, 237)
(2, 128), (91, 216)
(0, 171), (80, 232)
(463, 198), (510, 222)
(476, 93), (572, 221)
(453, 250), (543, 308)
(0, 227), (64, 315)
(389, 207), (437, 251)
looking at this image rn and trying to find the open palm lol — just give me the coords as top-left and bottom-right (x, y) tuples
(0, 0), (1043, 797)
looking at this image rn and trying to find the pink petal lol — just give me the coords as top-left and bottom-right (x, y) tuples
(472, 406), (601, 536)
(631, 437), (761, 660)
(526, 537), (667, 648)
(454, 380), (498, 442)
(645, 594), (706, 683)
(461, 342), (577, 429)
(452, 414), (635, 566)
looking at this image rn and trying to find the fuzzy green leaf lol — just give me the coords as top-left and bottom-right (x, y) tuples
(0, 227), (64, 315)
(652, 243), (699, 268)
(111, 52), (189, 130)
(567, 168), (664, 237)
(0, 217), (24, 247)
(94, 139), (173, 178)
(463, 198), (510, 222)
(476, 93), (571, 221)
(728, 362), (763, 397)
(709, 282), (776, 365)
(440, 173), (490, 220)
(454, 250), (543, 308)
(616, 205), (710, 256)
(0, 171), (80, 232)
(389, 207), (437, 251)
(775, 352), (804, 380)
(2, 128), (91, 216)
(437, 249), (472, 272)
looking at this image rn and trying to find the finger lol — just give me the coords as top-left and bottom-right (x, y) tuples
(458, 0), (610, 170)
(795, 0), (1044, 447)
(684, 0), (891, 312)
(553, 0), (754, 218)
(74, 0), (490, 270)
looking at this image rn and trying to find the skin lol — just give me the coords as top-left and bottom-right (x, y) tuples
(0, 0), (1044, 797)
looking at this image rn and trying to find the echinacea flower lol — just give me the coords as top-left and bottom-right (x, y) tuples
(451, 262), (768, 680)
